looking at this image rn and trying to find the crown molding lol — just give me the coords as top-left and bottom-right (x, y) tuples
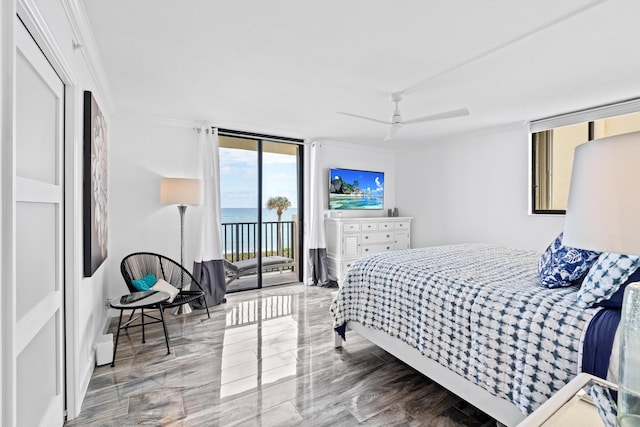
(115, 109), (314, 145)
(447, 120), (527, 142)
(17, 0), (77, 85)
(114, 110), (202, 128)
(311, 137), (396, 154)
(60, 0), (115, 115)
(394, 121), (528, 152)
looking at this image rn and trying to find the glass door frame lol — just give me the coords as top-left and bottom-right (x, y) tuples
(218, 129), (304, 291)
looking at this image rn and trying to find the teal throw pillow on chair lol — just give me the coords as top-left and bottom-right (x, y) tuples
(131, 273), (157, 291)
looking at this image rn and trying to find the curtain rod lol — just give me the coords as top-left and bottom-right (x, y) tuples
(530, 97), (640, 132)
(193, 126), (309, 145)
(215, 127), (305, 144)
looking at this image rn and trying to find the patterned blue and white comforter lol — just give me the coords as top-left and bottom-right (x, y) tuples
(330, 244), (598, 415)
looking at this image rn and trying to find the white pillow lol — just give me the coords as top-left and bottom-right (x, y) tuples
(152, 279), (180, 303)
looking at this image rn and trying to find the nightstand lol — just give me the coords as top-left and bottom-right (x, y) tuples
(517, 373), (617, 427)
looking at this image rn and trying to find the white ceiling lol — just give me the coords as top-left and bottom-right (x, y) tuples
(82, 0), (640, 147)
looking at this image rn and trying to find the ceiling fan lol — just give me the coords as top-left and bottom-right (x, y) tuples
(338, 92), (469, 141)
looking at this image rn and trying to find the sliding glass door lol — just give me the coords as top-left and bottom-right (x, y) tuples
(218, 132), (302, 292)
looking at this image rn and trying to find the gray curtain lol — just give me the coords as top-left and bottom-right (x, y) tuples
(192, 127), (227, 307)
(308, 142), (338, 287)
(192, 259), (225, 307)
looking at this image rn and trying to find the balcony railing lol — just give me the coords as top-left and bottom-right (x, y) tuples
(221, 221), (296, 266)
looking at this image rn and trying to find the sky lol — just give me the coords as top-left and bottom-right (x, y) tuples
(219, 147), (298, 209)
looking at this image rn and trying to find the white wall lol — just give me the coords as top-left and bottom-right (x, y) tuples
(396, 124), (564, 252)
(107, 114), (203, 299)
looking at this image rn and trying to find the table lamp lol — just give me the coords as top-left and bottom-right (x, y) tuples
(562, 131), (640, 425)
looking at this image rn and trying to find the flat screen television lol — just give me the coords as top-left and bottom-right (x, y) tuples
(329, 168), (384, 210)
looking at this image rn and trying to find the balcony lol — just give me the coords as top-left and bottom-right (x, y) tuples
(222, 220), (299, 291)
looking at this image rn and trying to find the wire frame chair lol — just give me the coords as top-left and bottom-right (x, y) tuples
(120, 252), (210, 318)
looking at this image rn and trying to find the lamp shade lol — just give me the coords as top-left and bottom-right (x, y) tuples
(563, 131), (640, 256)
(160, 178), (202, 206)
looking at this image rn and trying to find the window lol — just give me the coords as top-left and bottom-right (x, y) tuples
(217, 129), (304, 291)
(531, 102), (640, 214)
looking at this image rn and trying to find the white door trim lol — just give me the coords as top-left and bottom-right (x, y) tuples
(15, 0), (83, 421)
(1, 1), (17, 425)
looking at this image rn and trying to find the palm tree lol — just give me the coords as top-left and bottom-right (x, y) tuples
(266, 196), (291, 256)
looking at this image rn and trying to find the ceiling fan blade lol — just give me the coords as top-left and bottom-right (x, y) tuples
(338, 112), (391, 125)
(384, 124), (402, 142)
(403, 107), (469, 124)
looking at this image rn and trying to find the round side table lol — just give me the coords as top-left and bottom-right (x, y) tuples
(109, 291), (171, 367)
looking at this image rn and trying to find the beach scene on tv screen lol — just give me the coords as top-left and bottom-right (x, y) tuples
(329, 169), (384, 210)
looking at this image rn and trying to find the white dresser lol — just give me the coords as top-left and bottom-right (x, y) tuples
(325, 217), (412, 284)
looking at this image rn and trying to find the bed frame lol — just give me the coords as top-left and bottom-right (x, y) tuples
(334, 321), (527, 427)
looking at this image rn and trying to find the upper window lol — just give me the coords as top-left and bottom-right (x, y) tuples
(531, 104), (640, 214)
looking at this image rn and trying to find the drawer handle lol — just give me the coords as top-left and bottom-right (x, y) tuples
(386, 234), (390, 238)
(386, 246), (390, 250)
(364, 248), (369, 252)
(365, 236), (369, 239)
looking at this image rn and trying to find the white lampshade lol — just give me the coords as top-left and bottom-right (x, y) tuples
(160, 178), (202, 206)
(562, 131), (640, 255)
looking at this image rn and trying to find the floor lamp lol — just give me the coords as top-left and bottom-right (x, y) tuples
(562, 131), (640, 425)
(160, 178), (202, 314)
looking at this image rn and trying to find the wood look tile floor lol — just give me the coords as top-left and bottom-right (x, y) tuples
(65, 284), (496, 426)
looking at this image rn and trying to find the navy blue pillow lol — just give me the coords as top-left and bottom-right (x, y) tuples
(538, 232), (601, 289)
(596, 265), (640, 308)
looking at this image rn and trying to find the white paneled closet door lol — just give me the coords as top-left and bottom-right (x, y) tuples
(14, 18), (65, 426)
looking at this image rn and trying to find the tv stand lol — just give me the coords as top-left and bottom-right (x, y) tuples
(325, 217), (412, 285)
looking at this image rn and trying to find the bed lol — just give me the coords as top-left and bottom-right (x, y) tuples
(330, 243), (629, 426)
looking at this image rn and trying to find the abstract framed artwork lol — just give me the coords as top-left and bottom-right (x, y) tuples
(83, 90), (108, 277)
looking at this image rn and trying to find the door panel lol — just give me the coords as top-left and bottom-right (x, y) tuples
(219, 136), (259, 291)
(16, 201), (57, 320)
(261, 141), (299, 288)
(14, 17), (65, 426)
(17, 316), (60, 427)
(16, 47), (59, 184)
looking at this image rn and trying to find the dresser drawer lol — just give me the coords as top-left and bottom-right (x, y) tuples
(342, 223), (360, 233)
(378, 221), (395, 230)
(325, 217), (412, 284)
(361, 222), (378, 232)
(394, 221), (410, 230)
(362, 243), (394, 256)
(362, 231), (394, 244)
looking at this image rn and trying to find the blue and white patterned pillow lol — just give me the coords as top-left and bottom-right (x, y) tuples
(576, 253), (640, 308)
(538, 232), (600, 289)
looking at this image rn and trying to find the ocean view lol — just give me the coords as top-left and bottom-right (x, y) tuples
(221, 207), (298, 224)
(220, 208), (298, 256)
